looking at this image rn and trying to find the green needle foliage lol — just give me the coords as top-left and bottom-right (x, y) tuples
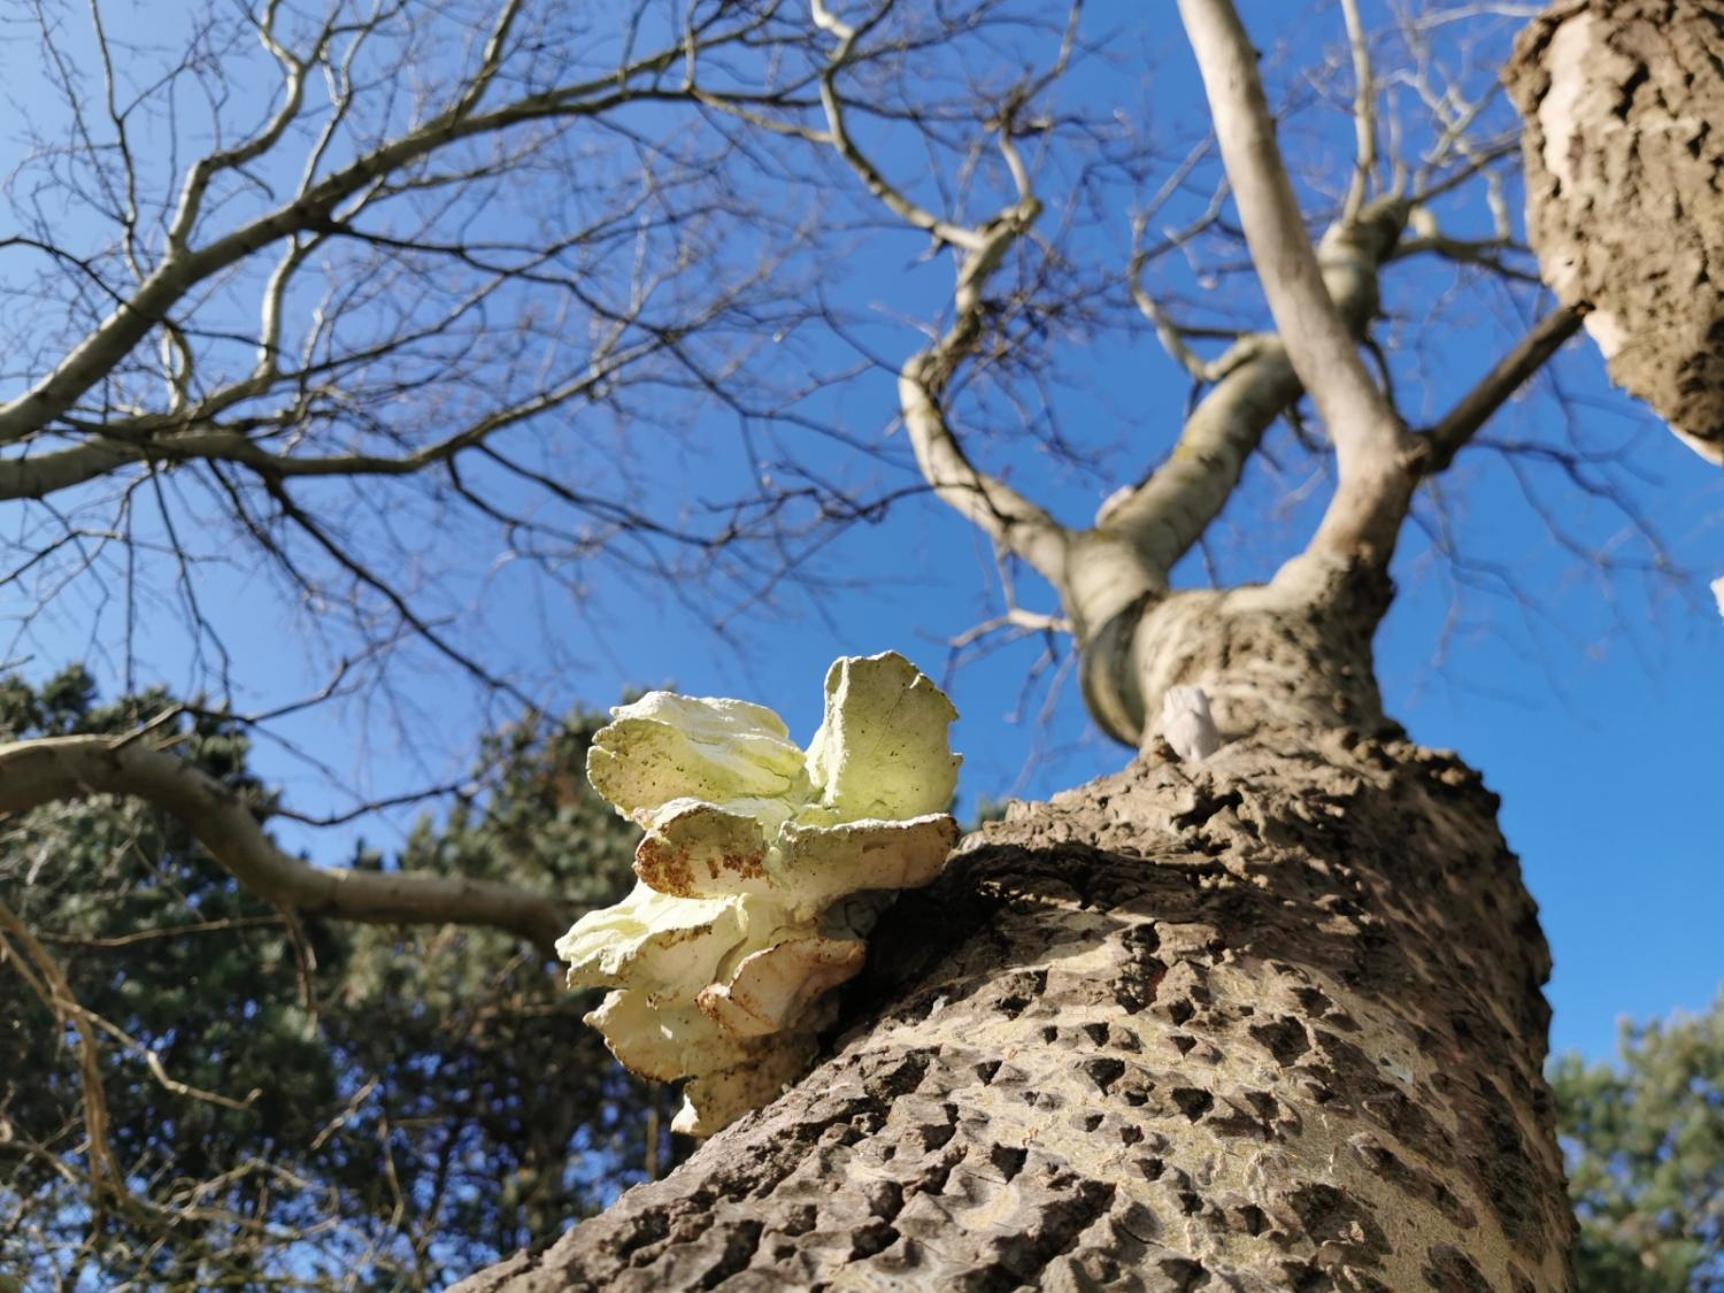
(0, 669), (674, 1290)
(1553, 995), (1724, 1293)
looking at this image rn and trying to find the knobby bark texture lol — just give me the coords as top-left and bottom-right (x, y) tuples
(1507, 0), (1724, 465)
(457, 720), (1571, 1290)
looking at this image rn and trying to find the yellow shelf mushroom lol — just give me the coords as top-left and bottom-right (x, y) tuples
(558, 652), (961, 1136)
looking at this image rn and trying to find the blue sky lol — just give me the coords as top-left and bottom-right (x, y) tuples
(2, 0), (1718, 1068)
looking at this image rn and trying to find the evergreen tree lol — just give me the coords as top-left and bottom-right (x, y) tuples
(1553, 998), (1724, 1293)
(0, 671), (659, 1289)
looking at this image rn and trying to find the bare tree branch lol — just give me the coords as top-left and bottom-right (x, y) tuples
(0, 894), (126, 1206)
(810, 0), (1075, 587)
(1340, 0), (1380, 223)
(0, 735), (573, 952)
(1179, 0), (1414, 565)
(1108, 190), (1413, 585)
(1420, 305), (1583, 473)
(0, 16), (761, 447)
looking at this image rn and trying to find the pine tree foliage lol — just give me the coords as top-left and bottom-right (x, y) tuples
(0, 671), (665, 1289)
(1553, 996), (1724, 1293)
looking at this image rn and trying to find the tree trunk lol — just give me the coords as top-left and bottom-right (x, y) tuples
(455, 704), (1573, 1289)
(1505, 0), (1724, 465)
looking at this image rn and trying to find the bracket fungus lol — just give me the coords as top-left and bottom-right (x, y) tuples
(557, 652), (961, 1136)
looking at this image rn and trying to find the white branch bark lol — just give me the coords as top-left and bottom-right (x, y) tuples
(1339, 0), (1378, 223)
(1178, 0), (1414, 565)
(895, 223), (1074, 585)
(1105, 200), (1409, 583)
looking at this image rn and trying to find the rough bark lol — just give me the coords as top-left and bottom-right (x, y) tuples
(1506, 0), (1724, 465)
(456, 724), (1572, 1291)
